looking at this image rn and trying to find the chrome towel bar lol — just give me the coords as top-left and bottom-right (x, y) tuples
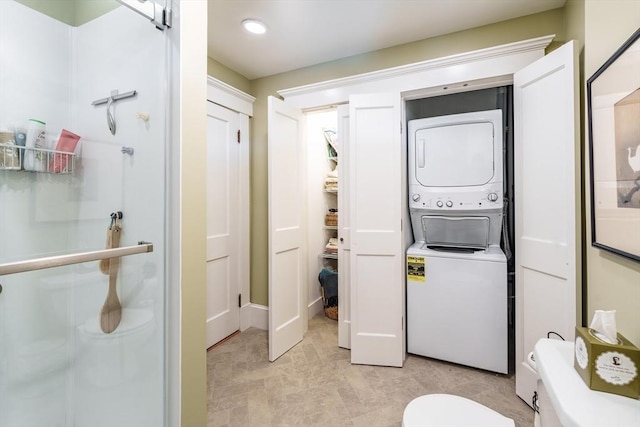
(0, 242), (153, 276)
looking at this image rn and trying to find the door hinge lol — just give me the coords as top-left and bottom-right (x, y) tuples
(238, 293), (241, 308)
(237, 129), (241, 143)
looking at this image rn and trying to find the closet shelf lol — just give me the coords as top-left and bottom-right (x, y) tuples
(319, 252), (338, 260)
(0, 145), (76, 174)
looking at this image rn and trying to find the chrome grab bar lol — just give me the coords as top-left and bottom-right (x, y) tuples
(0, 242), (153, 276)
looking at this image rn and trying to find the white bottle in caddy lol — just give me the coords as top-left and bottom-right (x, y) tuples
(24, 118), (46, 171)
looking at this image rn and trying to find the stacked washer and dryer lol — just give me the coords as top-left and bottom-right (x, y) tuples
(406, 109), (508, 374)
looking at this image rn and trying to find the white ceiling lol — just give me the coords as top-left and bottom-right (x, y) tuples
(207, 0), (566, 80)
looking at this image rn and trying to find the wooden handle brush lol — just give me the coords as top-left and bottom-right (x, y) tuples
(100, 224), (122, 333)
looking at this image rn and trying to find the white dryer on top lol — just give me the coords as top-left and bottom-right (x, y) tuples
(408, 109), (504, 248)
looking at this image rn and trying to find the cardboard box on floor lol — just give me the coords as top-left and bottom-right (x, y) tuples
(574, 327), (640, 399)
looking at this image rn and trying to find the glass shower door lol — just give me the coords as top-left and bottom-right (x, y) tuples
(0, 1), (169, 426)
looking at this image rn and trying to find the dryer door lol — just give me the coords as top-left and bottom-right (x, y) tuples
(415, 121), (495, 187)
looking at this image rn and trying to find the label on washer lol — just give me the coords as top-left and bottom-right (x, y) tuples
(407, 255), (425, 282)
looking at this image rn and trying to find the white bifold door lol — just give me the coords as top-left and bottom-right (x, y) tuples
(514, 41), (580, 404)
(337, 104), (352, 350)
(267, 96), (307, 361)
(267, 95), (405, 367)
(348, 94), (405, 367)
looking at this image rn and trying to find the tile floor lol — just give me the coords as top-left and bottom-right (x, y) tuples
(207, 313), (535, 427)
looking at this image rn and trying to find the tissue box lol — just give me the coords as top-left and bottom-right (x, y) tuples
(574, 327), (640, 398)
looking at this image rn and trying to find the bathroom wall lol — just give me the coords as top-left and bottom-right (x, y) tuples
(0, 2), (167, 425)
(584, 0), (640, 346)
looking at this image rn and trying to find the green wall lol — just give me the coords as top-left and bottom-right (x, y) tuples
(207, 57), (252, 95)
(15, 0), (119, 26)
(180, 1), (208, 423)
(246, 8), (567, 307)
(584, 0), (640, 346)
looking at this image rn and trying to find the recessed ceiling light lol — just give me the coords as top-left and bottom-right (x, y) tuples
(242, 19), (267, 35)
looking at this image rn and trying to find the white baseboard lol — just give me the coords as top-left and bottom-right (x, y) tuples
(240, 303), (252, 331)
(250, 304), (269, 330)
(308, 297), (324, 319)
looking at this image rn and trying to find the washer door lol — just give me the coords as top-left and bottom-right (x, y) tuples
(422, 215), (489, 249)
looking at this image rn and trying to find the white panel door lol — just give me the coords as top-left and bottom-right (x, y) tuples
(337, 104), (351, 349)
(206, 101), (241, 348)
(514, 41), (580, 404)
(349, 93), (404, 367)
(268, 96), (307, 361)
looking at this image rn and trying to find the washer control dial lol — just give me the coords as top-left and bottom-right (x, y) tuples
(436, 200), (443, 208)
(446, 200), (453, 207)
(412, 194), (421, 202)
(487, 192), (499, 202)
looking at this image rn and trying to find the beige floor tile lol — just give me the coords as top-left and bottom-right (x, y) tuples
(207, 314), (535, 427)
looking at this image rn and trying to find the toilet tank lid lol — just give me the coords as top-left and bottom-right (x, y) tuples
(534, 339), (640, 427)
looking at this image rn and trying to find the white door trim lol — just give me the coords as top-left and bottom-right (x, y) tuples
(279, 35), (554, 109)
(206, 75), (255, 116)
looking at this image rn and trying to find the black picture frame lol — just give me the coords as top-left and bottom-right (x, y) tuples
(587, 27), (640, 262)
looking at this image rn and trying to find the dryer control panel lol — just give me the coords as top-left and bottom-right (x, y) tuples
(409, 184), (503, 211)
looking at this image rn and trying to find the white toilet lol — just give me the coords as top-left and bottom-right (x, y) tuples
(403, 339), (640, 427)
(402, 394), (515, 427)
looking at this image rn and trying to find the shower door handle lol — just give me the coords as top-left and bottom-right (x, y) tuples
(0, 242), (153, 276)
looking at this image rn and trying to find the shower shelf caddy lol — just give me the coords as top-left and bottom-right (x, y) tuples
(0, 145), (76, 174)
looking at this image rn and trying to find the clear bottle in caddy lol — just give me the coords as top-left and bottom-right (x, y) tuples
(13, 126), (26, 168)
(0, 125), (20, 169)
(24, 119), (46, 171)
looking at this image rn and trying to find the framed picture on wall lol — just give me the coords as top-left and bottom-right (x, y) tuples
(588, 27), (640, 262)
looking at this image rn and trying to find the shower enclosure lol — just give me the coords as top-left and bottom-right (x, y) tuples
(0, 1), (171, 425)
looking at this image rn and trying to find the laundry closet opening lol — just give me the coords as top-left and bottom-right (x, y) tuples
(305, 107), (341, 324)
(303, 87), (517, 373)
(404, 86), (516, 373)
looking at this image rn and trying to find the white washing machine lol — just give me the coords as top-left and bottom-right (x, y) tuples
(406, 109), (508, 373)
(407, 243), (508, 373)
